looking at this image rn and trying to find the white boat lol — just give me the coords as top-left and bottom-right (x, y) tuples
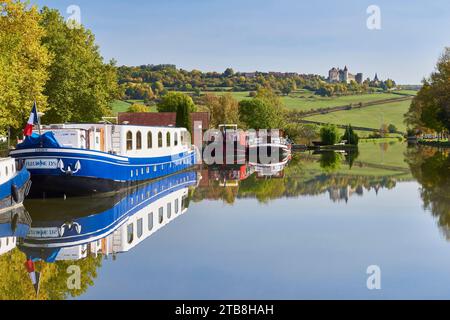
(10, 123), (198, 196)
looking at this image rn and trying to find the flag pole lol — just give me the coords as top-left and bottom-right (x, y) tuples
(36, 101), (42, 136)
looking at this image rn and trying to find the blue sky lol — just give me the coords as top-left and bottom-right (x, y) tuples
(33, 0), (450, 84)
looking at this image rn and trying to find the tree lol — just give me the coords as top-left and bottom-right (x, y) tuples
(320, 125), (339, 145)
(153, 81), (164, 94)
(405, 48), (450, 134)
(202, 93), (239, 127)
(223, 68), (234, 77)
(238, 98), (281, 130)
(388, 124), (397, 133)
(0, 0), (51, 134)
(127, 103), (150, 113)
(40, 7), (119, 124)
(176, 102), (192, 133)
(157, 92), (196, 113)
(341, 125), (359, 145)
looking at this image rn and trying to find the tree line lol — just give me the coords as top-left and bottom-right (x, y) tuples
(0, 0), (119, 136)
(405, 48), (450, 137)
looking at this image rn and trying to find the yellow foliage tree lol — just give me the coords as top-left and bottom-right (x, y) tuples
(0, 0), (52, 134)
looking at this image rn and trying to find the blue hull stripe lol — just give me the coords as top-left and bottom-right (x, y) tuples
(11, 148), (196, 182)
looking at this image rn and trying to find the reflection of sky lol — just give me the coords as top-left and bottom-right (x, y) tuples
(79, 181), (450, 300)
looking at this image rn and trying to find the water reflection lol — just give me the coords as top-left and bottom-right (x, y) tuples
(2, 142), (450, 299)
(0, 206), (31, 256)
(406, 146), (450, 238)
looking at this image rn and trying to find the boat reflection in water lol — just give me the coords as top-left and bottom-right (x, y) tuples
(20, 170), (199, 263)
(0, 206), (31, 256)
(205, 157), (290, 187)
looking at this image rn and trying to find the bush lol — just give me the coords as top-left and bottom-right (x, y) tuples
(388, 124), (398, 133)
(127, 103), (150, 113)
(320, 125), (339, 145)
(341, 125), (359, 145)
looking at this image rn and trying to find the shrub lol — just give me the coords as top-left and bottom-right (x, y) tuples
(388, 124), (398, 133)
(320, 125), (339, 145)
(341, 125), (359, 145)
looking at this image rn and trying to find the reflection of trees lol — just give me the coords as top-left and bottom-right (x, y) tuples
(194, 151), (398, 204)
(406, 147), (450, 238)
(0, 249), (102, 300)
(320, 152), (342, 172)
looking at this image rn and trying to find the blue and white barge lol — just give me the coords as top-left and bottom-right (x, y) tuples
(10, 123), (197, 196)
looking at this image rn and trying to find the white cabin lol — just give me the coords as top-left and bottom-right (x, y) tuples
(0, 158), (17, 186)
(110, 187), (189, 253)
(36, 123), (192, 157)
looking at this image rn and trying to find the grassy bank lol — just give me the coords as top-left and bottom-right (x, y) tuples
(304, 99), (411, 133)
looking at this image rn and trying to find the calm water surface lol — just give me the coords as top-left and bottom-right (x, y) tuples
(1, 142), (450, 300)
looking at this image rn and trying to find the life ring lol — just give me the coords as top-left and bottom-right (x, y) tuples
(11, 184), (20, 203)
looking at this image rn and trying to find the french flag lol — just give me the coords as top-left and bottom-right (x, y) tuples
(23, 101), (39, 136)
(24, 259), (41, 296)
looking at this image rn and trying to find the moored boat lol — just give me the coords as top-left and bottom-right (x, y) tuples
(247, 130), (292, 158)
(10, 123), (198, 197)
(0, 157), (31, 211)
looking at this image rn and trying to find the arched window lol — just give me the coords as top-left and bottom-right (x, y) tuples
(147, 131), (153, 149)
(126, 131), (133, 150)
(174, 132), (178, 146)
(158, 132), (163, 148)
(137, 218), (143, 238)
(136, 131), (142, 150)
(127, 224), (134, 244)
(167, 202), (172, 219)
(166, 132), (171, 147)
(148, 212), (154, 231)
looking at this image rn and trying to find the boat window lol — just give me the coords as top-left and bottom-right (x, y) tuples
(174, 132), (178, 146)
(158, 207), (164, 224)
(175, 199), (179, 214)
(166, 132), (171, 147)
(126, 131), (133, 150)
(5, 166), (8, 176)
(137, 218), (143, 238)
(148, 212), (154, 231)
(136, 131), (142, 150)
(158, 132), (163, 148)
(147, 131), (153, 149)
(127, 224), (134, 244)
(167, 202), (172, 219)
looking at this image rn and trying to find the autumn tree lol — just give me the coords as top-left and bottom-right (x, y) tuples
(0, 0), (51, 134)
(157, 92), (196, 113)
(405, 48), (450, 134)
(127, 103), (150, 113)
(202, 93), (240, 128)
(238, 98), (281, 130)
(39, 7), (119, 124)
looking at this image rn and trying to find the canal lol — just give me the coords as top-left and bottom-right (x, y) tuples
(1, 142), (450, 299)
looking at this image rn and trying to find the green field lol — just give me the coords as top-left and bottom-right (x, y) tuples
(110, 100), (131, 113)
(304, 99), (412, 132)
(207, 90), (403, 112)
(110, 99), (157, 114)
(393, 90), (418, 96)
